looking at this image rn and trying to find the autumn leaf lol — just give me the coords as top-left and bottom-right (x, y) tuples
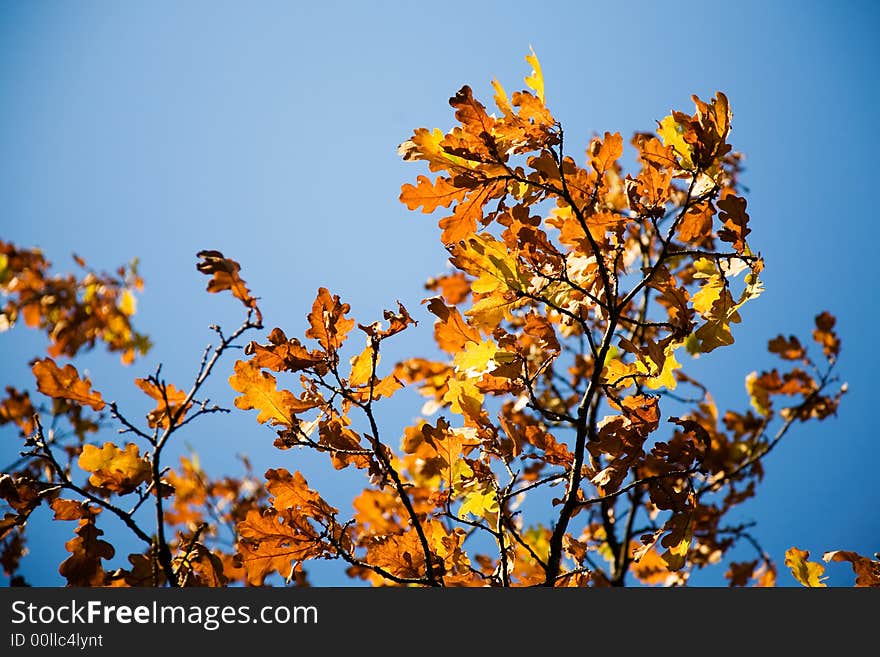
(236, 469), (336, 585)
(358, 301), (417, 340)
(657, 114), (694, 170)
(175, 543), (227, 587)
(236, 509), (331, 585)
(425, 297), (481, 353)
(348, 341), (376, 388)
(524, 46), (544, 102)
(196, 250), (262, 323)
(363, 529), (433, 580)
(458, 482), (499, 524)
(305, 287), (355, 353)
(660, 511), (693, 571)
(32, 358), (105, 411)
(0, 386), (36, 436)
(822, 550), (880, 587)
(768, 335), (807, 361)
(265, 468), (338, 518)
(228, 359), (318, 427)
(812, 311), (840, 360)
(785, 547), (827, 587)
(400, 175), (467, 214)
(134, 378), (192, 428)
(245, 327), (326, 373)
(78, 442), (151, 494)
(50, 498), (91, 521)
(58, 517), (115, 586)
(716, 194), (751, 254)
(589, 132), (623, 176)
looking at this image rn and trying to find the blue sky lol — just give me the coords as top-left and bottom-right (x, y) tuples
(1, 1), (877, 586)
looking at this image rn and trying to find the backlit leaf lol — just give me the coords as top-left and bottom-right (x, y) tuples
(785, 547), (827, 587)
(32, 358), (105, 411)
(78, 442), (151, 494)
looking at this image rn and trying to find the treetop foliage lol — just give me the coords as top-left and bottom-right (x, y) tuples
(1, 51), (872, 588)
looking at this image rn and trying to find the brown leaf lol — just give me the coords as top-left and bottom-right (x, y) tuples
(59, 517), (115, 586)
(0, 387), (36, 436)
(196, 250), (261, 323)
(426, 272), (471, 305)
(245, 327), (325, 373)
(812, 311), (840, 360)
(716, 194), (751, 253)
(176, 543), (228, 587)
(50, 498), (91, 521)
(725, 560), (758, 587)
(823, 550), (880, 587)
(768, 335), (806, 361)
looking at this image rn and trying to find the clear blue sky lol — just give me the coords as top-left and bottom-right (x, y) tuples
(1, 1), (877, 586)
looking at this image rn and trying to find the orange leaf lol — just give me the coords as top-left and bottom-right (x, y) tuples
(400, 175), (467, 214)
(425, 297), (480, 353)
(589, 131), (623, 176)
(196, 250), (262, 323)
(228, 360), (317, 427)
(32, 358), (105, 411)
(245, 327), (325, 373)
(265, 468), (338, 517)
(305, 287), (355, 353)
(134, 378), (191, 429)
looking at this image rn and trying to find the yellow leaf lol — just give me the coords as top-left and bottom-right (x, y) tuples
(492, 78), (511, 115)
(78, 442), (151, 494)
(524, 46), (544, 102)
(453, 338), (497, 377)
(745, 371), (771, 416)
(349, 341), (377, 387)
(645, 344), (681, 391)
(691, 274), (725, 316)
(660, 512), (692, 571)
(443, 377), (484, 418)
(658, 115), (694, 169)
(465, 291), (523, 332)
(452, 233), (527, 296)
(458, 483), (499, 524)
(785, 547), (827, 587)
(601, 343), (681, 391)
(118, 289), (137, 316)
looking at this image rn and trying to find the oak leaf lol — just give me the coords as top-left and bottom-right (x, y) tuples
(822, 550), (880, 587)
(229, 359), (318, 427)
(134, 378), (191, 429)
(196, 250), (261, 323)
(305, 287), (355, 353)
(58, 517), (115, 586)
(32, 358), (105, 411)
(785, 547), (827, 587)
(78, 442), (151, 494)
